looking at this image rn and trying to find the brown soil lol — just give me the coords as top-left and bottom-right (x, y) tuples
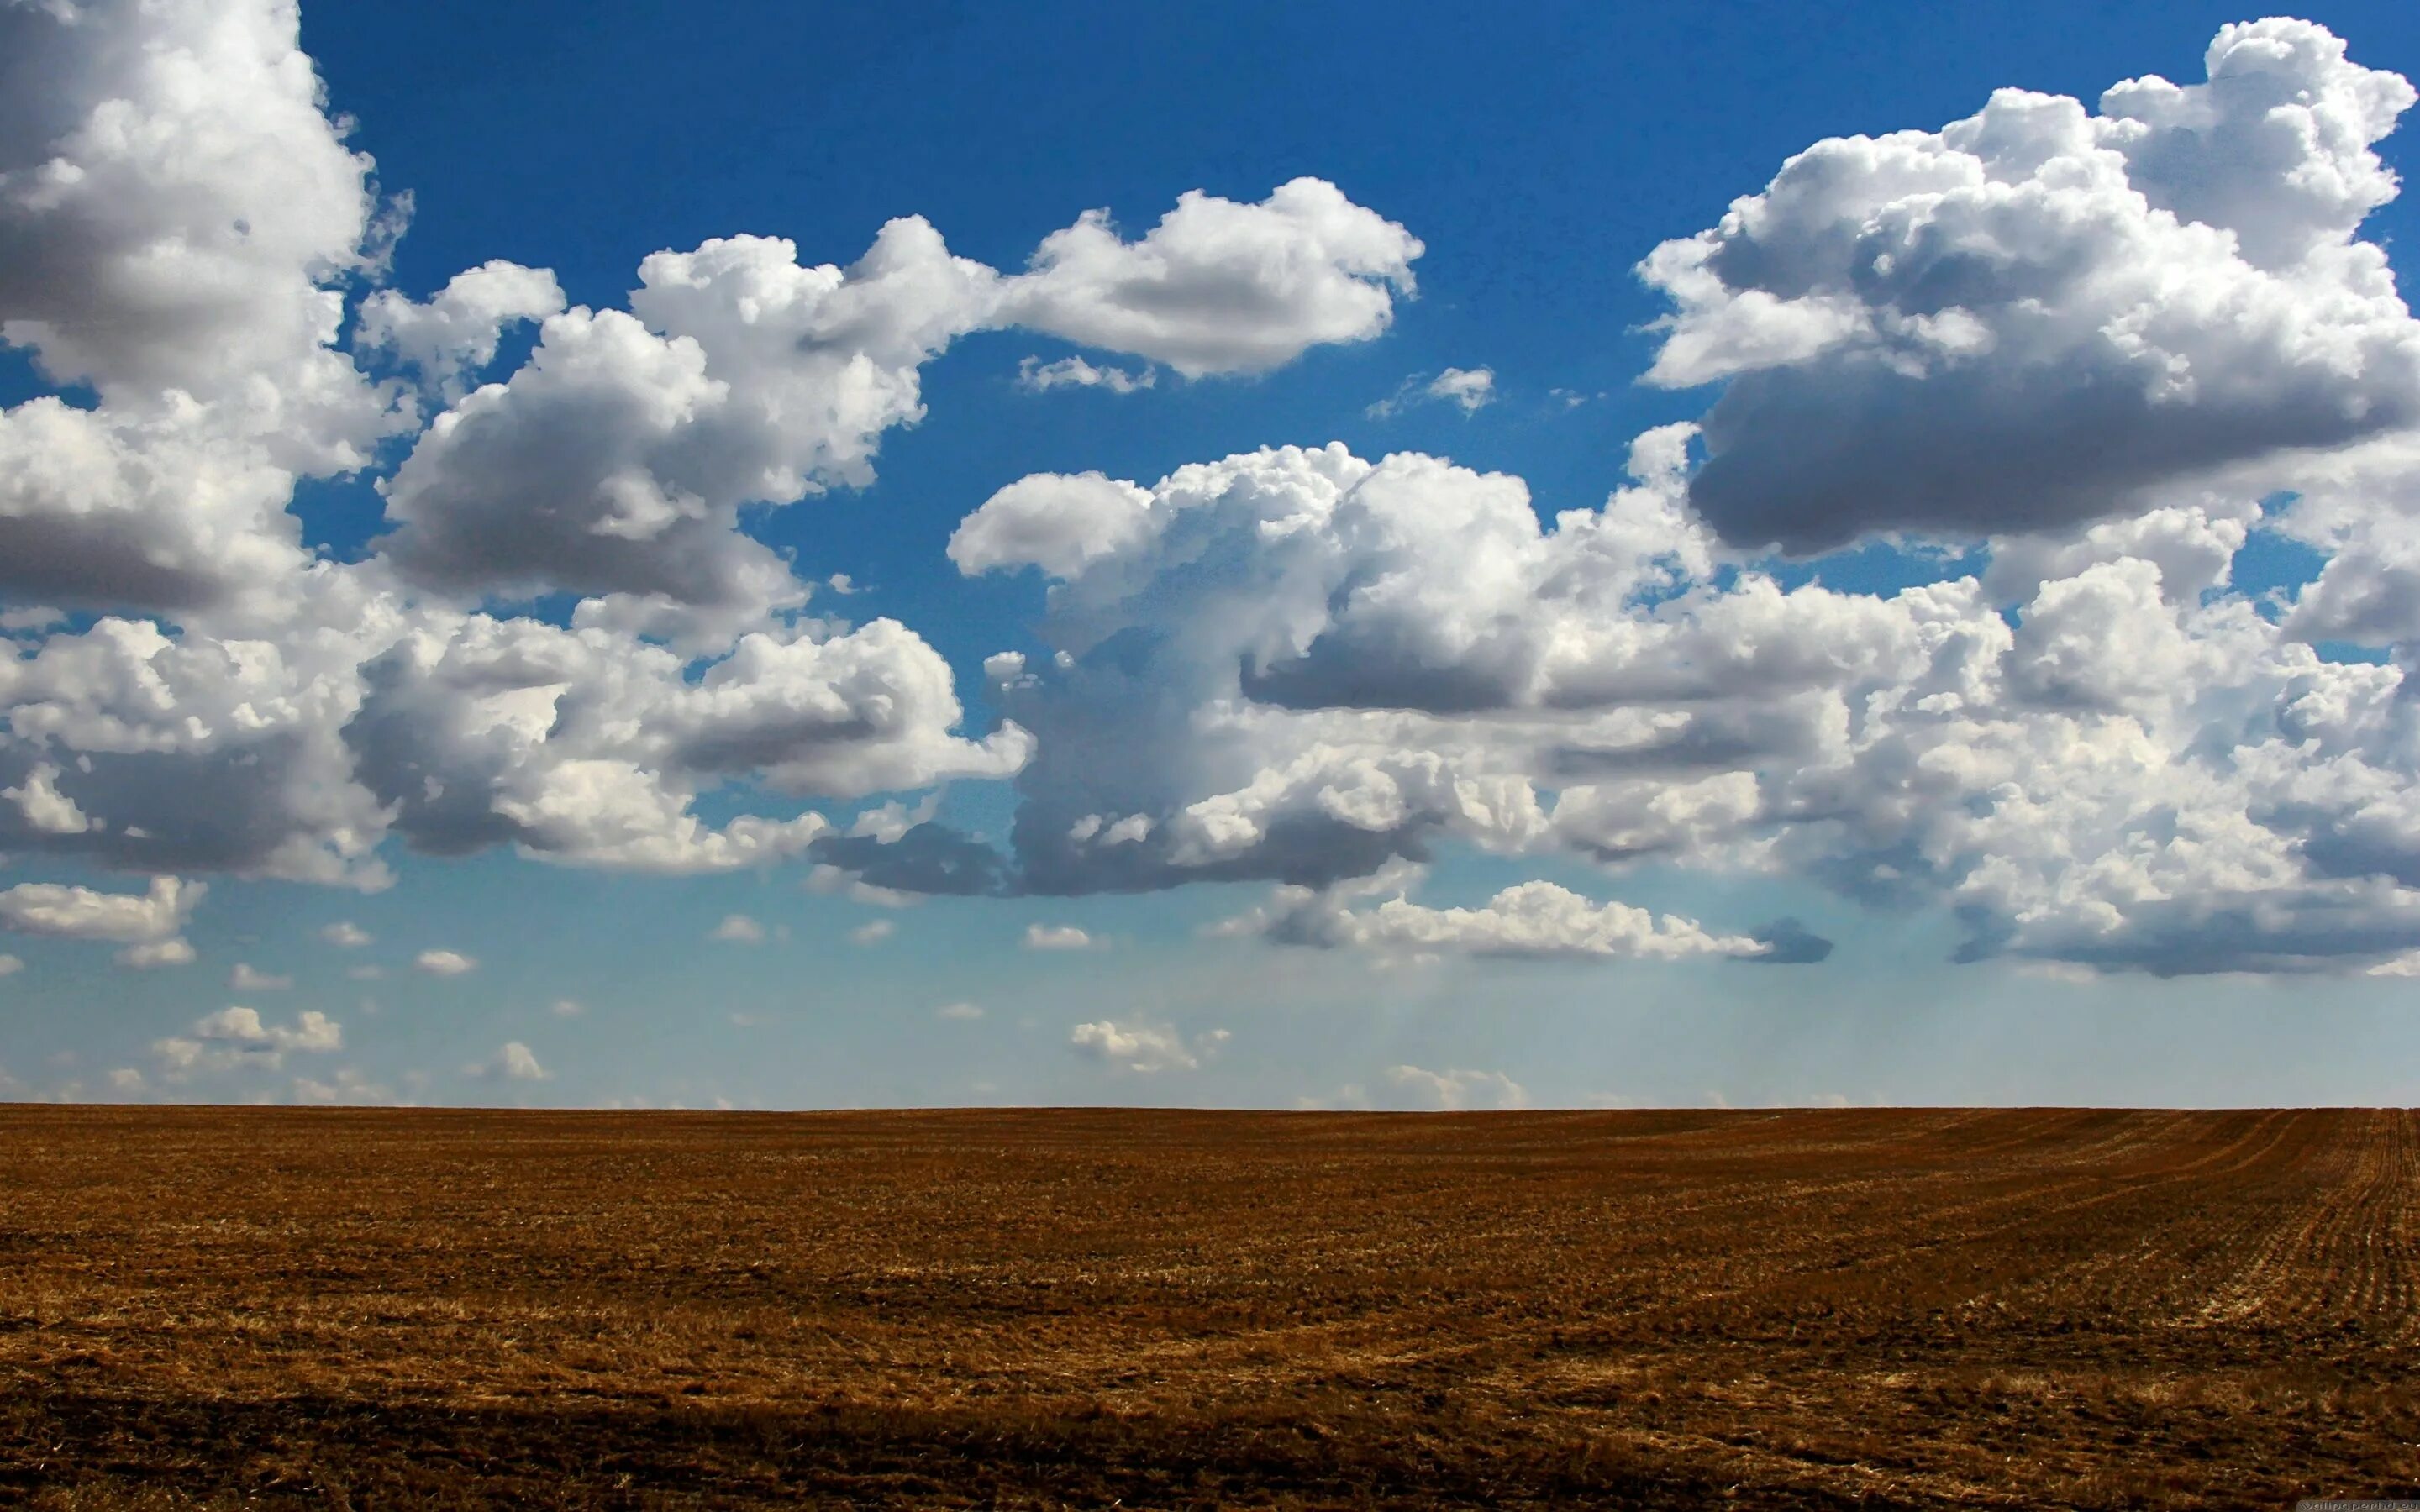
(0, 1105), (2411, 1509)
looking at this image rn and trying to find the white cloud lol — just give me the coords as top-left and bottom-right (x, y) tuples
(320, 922), (373, 948)
(1367, 365), (1496, 418)
(469, 1042), (549, 1082)
(0, 954), (19, 978)
(116, 938), (197, 969)
(229, 963), (292, 991)
(290, 1068), (401, 1105)
(710, 913), (766, 944)
(355, 260), (566, 400)
(1016, 355), (1155, 394)
(948, 471), (1158, 580)
(152, 1005), (341, 1075)
(850, 919), (895, 946)
(0, 877), (202, 969)
(1234, 864), (1770, 961)
(1638, 18), (2420, 551)
(550, 998), (586, 1017)
(996, 178), (1422, 377)
(1022, 923), (1097, 951)
(413, 948), (476, 977)
(1384, 1065), (1528, 1110)
(1069, 1019), (1228, 1073)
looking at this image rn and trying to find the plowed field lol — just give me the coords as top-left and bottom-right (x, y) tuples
(0, 1106), (2412, 1509)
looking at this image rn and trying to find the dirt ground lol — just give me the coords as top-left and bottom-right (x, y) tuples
(0, 1105), (2410, 1509)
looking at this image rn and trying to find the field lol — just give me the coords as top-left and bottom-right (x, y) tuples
(0, 1107), (2412, 1509)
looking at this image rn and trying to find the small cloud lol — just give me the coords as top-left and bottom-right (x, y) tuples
(0, 954), (20, 978)
(108, 1067), (145, 1094)
(2367, 950), (2420, 978)
(850, 919), (895, 946)
(1384, 1064), (1528, 1110)
(710, 913), (767, 944)
(1017, 354), (1156, 394)
(825, 572), (857, 596)
(470, 1042), (549, 1082)
(1366, 365), (1496, 419)
(414, 948), (476, 977)
(550, 998), (585, 1018)
(117, 938), (196, 969)
(320, 921), (372, 948)
(1023, 922), (1097, 951)
(1070, 1019), (1227, 1074)
(152, 1007), (343, 1076)
(229, 962), (292, 991)
(804, 864), (923, 908)
(936, 1001), (985, 1021)
(291, 1068), (400, 1105)
(2015, 960), (2102, 984)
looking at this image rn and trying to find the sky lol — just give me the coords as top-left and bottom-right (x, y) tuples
(3, 0), (2420, 1110)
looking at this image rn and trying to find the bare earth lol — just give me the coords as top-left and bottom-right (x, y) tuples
(0, 1106), (2411, 1509)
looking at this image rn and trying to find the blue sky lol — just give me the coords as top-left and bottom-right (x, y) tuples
(3, 0), (2420, 1109)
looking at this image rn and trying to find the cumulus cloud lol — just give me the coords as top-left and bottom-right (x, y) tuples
(1233, 864), (1770, 961)
(953, 372), (2420, 974)
(153, 1005), (341, 1075)
(0, 877), (202, 966)
(229, 963), (292, 991)
(1023, 922), (1096, 950)
(1070, 1018), (1228, 1073)
(469, 1041), (548, 1082)
(355, 260), (566, 400)
(850, 918), (895, 945)
(0, 1), (1433, 911)
(996, 178), (1421, 378)
(710, 913), (766, 944)
(413, 948), (476, 977)
(1639, 18), (2420, 554)
(1016, 354), (1155, 394)
(320, 921), (372, 948)
(1384, 1065), (1528, 1110)
(0, 954), (19, 977)
(1367, 365), (1496, 418)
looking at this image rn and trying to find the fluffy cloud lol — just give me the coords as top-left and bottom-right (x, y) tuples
(996, 178), (1421, 377)
(953, 395), (2420, 972)
(1368, 365), (1496, 418)
(1384, 1065), (1528, 1110)
(1232, 863), (1770, 961)
(1023, 922), (1095, 950)
(355, 260), (566, 400)
(229, 963), (291, 990)
(319, 921), (371, 948)
(469, 1041), (547, 1081)
(710, 913), (766, 944)
(413, 948), (476, 977)
(0, 875), (202, 964)
(0, 3), (1431, 911)
(1069, 1018), (1228, 1073)
(1016, 355), (1155, 394)
(345, 612), (1026, 872)
(153, 1005), (341, 1075)
(1641, 18), (2420, 552)
(376, 180), (1415, 623)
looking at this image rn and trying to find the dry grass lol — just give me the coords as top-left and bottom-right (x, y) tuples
(0, 1105), (2412, 1508)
